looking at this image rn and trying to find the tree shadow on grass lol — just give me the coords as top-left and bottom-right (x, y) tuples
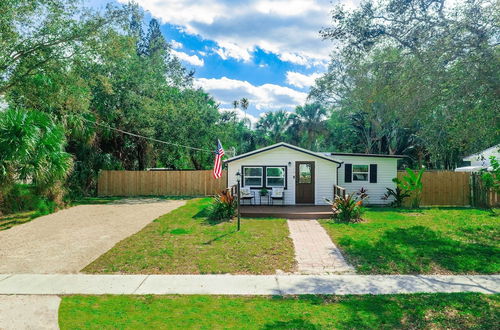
(339, 226), (500, 274)
(202, 231), (236, 245)
(193, 207), (211, 219)
(266, 293), (497, 329)
(261, 319), (319, 329)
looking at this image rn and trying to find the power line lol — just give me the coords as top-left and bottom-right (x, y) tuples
(79, 116), (214, 153)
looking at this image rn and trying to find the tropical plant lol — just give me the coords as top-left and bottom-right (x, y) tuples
(325, 188), (367, 223)
(480, 156), (500, 194)
(0, 108), (73, 212)
(207, 189), (237, 222)
(399, 168), (425, 208)
(382, 178), (411, 207)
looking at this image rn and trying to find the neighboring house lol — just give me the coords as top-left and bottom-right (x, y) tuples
(224, 142), (404, 205)
(455, 145), (500, 172)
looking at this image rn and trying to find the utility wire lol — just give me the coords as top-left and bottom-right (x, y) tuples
(79, 116), (214, 153)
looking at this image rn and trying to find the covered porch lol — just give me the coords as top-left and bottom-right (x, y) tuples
(240, 205), (333, 219)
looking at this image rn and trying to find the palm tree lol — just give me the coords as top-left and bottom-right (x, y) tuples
(0, 108), (73, 210)
(293, 103), (327, 150)
(256, 110), (292, 144)
(232, 100), (239, 110)
(240, 97), (249, 127)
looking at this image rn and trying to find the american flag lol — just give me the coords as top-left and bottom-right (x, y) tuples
(213, 139), (225, 179)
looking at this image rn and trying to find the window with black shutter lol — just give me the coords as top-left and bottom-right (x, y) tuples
(344, 164), (352, 183)
(369, 164), (378, 183)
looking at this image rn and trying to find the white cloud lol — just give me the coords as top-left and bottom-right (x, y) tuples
(255, 0), (322, 16)
(214, 41), (252, 62)
(118, 0), (341, 66)
(170, 39), (183, 49)
(171, 50), (205, 66)
(285, 71), (322, 88)
(194, 76), (307, 111)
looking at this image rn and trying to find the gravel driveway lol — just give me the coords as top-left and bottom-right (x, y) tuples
(0, 199), (185, 273)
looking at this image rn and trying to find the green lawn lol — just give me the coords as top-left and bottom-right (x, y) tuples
(83, 198), (295, 274)
(59, 293), (499, 329)
(0, 210), (36, 231)
(321, 208), (500, 274)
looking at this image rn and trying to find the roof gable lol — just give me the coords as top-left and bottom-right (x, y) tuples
(224, 143), (342, 165)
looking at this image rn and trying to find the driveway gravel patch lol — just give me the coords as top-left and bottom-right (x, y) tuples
(0, 199), (185, 273)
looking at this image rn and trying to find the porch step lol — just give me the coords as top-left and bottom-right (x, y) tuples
(240, 205), (332, 219)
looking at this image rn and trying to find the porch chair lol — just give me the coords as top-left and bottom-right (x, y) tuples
(240, 187), (255, 205)
(271, 187), (285, 206)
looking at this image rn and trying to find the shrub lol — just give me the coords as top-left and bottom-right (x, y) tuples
(34, 198), (57, 217)
(207, 190), (236, 222)
(326, 188), (368, 223)
(399, 168), (425, 208)
(0, 184), (59, 217)
(480, 155), (500, 194)
(382, 178), (411, 207)
(0, 184), (41, 214)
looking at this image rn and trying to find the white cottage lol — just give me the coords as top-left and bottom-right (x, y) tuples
(225, 142), (403, 205)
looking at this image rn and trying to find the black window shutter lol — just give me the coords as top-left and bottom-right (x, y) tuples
(241, 167), (245, 187)
(344, 164), (352, 183)
(369, 164), (377, 183)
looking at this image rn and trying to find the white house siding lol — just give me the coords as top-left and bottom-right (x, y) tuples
(335, 155), (398, 205)
(226, 146), (338, 205)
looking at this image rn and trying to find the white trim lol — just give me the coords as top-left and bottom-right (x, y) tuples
(224, 142), (343, 164)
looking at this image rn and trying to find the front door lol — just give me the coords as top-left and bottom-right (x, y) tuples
(295, 161), (315, 204)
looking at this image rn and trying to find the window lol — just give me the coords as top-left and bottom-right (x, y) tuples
(243, 167), (263, 187)
(266, 167), (286, 187)
(298, 163), (312, 183)
(352, 165), (369, 181)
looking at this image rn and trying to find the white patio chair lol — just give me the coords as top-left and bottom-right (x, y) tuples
(271, 187), (285, 206)
(240, 187), (255, 205)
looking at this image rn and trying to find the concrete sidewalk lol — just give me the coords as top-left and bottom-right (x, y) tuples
(0, 274), (498, 295)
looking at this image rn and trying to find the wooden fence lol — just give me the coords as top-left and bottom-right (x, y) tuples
(97, 169), (498, 207)
(397, 171), (470, 206)
(97, 170), (227, 197)
(397, 170), (499, 207)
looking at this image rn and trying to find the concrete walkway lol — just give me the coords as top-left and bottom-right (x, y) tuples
(0, 295), (60, 330)
(0, 274), (498, 295)
(288, 219), (355, 274)
(0, 199), (185, 273)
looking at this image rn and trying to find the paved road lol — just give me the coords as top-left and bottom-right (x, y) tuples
(0, 199), (185, 273)
(0, 274), (498, 295)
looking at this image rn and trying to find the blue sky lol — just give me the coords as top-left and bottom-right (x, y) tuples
(90, 0), (358, 122)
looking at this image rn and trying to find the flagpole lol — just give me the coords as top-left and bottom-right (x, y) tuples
(237, 177), (241, 231)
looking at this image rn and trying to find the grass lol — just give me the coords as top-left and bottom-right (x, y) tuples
(59, 293), (499, 329)
(82, 198), (295, 274)
(0, 210), (37, 231)
(320, 208), (500, 274)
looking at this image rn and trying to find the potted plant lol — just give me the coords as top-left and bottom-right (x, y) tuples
(259, 188), (269, 196)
